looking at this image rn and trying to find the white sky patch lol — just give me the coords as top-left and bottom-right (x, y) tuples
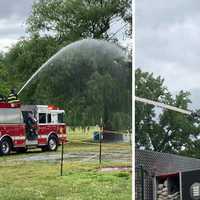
(108, 17), (130, 48)
(0, 17), (26, 52)
(0, 38), (18, 53)
(0, 18), (21, 30)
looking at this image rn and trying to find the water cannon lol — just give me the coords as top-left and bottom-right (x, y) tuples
(48, 105), (60, 110)
(135, 96), (200, 119)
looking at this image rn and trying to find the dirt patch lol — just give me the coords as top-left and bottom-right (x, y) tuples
(100, 166), (132, 172)
(17, 151), (131, 163)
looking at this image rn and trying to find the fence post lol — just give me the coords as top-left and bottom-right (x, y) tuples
(99, 118), (103, 167)
(128, 129), (132, 146)
(140, 165), (145, 200)
(99, 131), (102, 166)
(60, 140), (64, 176)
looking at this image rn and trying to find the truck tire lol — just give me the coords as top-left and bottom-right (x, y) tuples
(47, 135), (58, 151)
(0, 138), (12, 155)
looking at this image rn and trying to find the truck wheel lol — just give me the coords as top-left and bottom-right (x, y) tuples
(47, 136), (58, 151)
(0, 138), (12, 155)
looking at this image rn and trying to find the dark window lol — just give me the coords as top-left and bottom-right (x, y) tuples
(47, 114), (51, 123)
(39, 113), (46, 123)
(58, 113), (64, 123)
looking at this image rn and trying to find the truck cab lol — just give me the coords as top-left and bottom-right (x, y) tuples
(0, 102), (67, 155)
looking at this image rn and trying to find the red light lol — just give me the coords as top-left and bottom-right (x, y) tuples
(48, 105), (59, 110)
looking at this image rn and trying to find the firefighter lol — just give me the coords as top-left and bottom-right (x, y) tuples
(7, 88), (20, 104)
(26, 112), (37, 140)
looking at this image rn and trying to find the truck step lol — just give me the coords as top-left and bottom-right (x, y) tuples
(26, 140), (38, 145)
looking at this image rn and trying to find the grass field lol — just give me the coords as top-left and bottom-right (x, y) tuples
(0, 127), (132, 200)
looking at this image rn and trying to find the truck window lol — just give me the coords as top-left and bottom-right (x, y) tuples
(51, 114), (57, 124)
(58, 113), (64, 123)
(47, 113), (51, 123)
(39, 113), (46, 123)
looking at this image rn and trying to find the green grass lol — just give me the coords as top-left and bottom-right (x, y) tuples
(0, 162), (132, 200)
(0, 127), (132, 200)
(67, 126), (97, 141)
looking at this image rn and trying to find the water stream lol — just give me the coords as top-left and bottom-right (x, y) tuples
(18, 39), (131, 128)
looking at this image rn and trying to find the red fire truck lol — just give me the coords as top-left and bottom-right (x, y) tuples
(0, 102), (67, 155)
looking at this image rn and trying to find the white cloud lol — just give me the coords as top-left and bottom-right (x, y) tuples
(0, 18), (26, 52)
(0, 1), (34, 52)
(0, 38), (18, 53)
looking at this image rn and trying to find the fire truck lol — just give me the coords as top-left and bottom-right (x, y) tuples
(0, 102), (67, 155)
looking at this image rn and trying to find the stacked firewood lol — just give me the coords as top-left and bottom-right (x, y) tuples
(157, 180), (180, 200)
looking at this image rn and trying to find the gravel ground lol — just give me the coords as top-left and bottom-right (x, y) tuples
(18, 150), (131, 163)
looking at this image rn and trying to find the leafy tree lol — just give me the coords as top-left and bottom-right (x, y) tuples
(86, 71), (130, 130)
(20, 40), (131, 129)
(136, 68), (200, 155)
(27, 0), (131, 42)
(135, 68), (167, 149)
(0, 53), (10, 95)
(4, 36), (59, 89)
(1, 0), (131, 131)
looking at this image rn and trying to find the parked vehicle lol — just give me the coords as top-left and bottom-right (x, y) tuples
(0, 102), (67, 155)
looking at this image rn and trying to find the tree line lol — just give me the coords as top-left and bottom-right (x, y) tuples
(136, 68), (200, 157)
(0, 0), (131, 130)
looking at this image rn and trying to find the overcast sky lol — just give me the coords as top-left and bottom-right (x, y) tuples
(0, 0), (34, 51)
(136, 0), (200, 109)
(0, 0), (128, 52)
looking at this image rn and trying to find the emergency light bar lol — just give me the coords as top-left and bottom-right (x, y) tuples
(48, 105), (59, 110)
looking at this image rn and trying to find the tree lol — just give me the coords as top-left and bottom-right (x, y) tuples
(1, 1), (131, 131)
(86, 71), (130, 130)
(135, 68), (200, 155)
(20, 40), (131, 129)
(0, 53), (10, 95)
(4, 35), (59, 90)
(27, 0), (131, 42)
(135, 68), (167, 149)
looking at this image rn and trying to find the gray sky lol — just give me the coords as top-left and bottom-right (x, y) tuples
(0, 0), (34, 51)
(136, 0), (200, 109)
(0, 0), (129, 52)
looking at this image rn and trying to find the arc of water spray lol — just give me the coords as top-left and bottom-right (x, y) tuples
(135, 96), (192, 115)
(17, 39), (127, 95)
(17, 51), (62, 95)
(17, 58), (54, 95)
(18, 39), (79, 95)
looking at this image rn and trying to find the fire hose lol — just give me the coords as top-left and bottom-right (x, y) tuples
(135, 96), (199, 117)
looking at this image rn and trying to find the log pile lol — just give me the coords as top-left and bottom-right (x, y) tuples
(157, 180), (180, 200)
